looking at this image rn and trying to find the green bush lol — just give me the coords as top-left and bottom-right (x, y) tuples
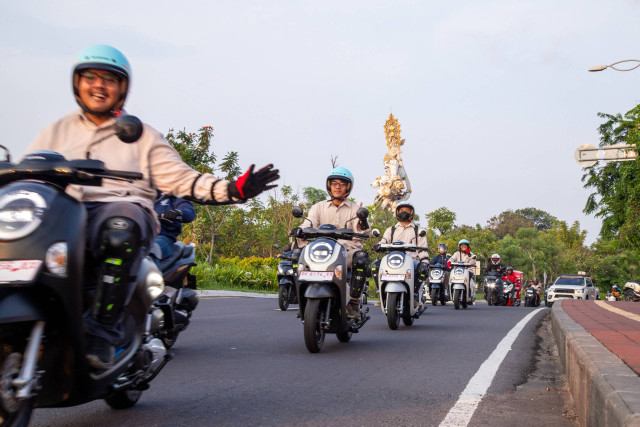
(193, 256), (278, 292)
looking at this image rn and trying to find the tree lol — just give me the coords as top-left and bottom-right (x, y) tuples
(488, 210), (535, 239)
(303, 187), (327, 206)
(583, 103), (640, 249)
(426, 207), (456, 235)
(515, 208), (556, 231)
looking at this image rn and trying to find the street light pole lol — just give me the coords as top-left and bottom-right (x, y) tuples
(588, 59), (640, 72)
(575, 59), (640, 166)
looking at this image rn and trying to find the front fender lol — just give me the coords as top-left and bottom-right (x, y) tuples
(304, 283), (337, 299)
(279, 278), (294, 286)
(384, 282), (408, 293)
(0, 289), (45, 323)
(452, 283), (467, 290)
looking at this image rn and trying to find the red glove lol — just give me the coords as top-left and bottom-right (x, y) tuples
(446, 261), (452, 269)
(464, 248), (470, 254)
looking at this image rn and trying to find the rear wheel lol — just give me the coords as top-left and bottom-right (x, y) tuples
(336, 331), (352, 343)
(105, 389), (143, 409)
(431, 289), (439, 306)
(304, 299), (326, 353)
(453, 289), (461, 310)
(402, 299), (414, 326)
(386, 293), (401, 330)
(278, 285), (290, 311)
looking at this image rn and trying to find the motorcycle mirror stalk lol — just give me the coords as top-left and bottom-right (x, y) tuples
(86, 114), (144, 158)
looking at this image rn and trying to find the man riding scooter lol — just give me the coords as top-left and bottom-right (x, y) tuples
(447, 239), (477, 303)
(24, 44), (280, 370)
(430, 243), (450, 299)
(371, 202), (429, 307)
(294, 167), (371, 320)
(502, 266), (522, 305)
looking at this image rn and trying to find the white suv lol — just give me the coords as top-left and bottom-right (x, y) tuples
(545, 275), (600, 306)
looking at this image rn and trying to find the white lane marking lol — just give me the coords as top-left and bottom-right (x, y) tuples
(439, 308), (545, 427)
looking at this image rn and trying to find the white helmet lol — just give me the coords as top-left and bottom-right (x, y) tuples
(491, 254), (501, 265)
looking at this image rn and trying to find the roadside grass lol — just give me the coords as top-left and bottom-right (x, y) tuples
(194, 256), (278, 293)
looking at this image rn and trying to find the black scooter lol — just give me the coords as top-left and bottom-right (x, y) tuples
(0, 117), (172, 426)
(151, 240), (199, 348)
(277, 249), (300, 311)
(524, 285), (540, 307)
(484, 273), (503, 306)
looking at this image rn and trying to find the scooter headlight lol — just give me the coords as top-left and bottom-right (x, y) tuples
(430, 269), (443, 280)
(45, 242), (67, 277)
(453, 267), (465, 277)
(387, 253), (404, 268)
(146, 270), (165, 300)
(278, 265), (284, 274)
(0, 190), (47, 240)
(309, 241), (333, 263)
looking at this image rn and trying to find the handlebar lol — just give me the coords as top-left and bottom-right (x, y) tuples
(374, 244), (429, 253)
(294, 226), (370, 241)
(450, 262), (474, 267)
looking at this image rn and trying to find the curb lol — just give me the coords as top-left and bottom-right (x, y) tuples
(196, 290), (277, 299)
(551, 300), (640, 426)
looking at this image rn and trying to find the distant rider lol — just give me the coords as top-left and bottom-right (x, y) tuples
(295, 167), (371, 320)
(372, 202), (429, 307)
(503, 266), (521, 302)
(447, 239), (477, 302)
(430, 243), (451, 298)
(484, 253), (505, 276)
(154, 192), (196, 261)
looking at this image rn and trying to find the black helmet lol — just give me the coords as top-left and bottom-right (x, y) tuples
(395, 201), (415, 222)
(506, 266), (514, 273)
(438, 243), (447, 254)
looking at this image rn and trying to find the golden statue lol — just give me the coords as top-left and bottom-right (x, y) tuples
(371, 113), (412, 210)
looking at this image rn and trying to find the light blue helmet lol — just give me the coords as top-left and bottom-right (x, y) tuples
(326, 167), (354, 200)
(72, 45), (131, 114)
(458, 239), (470, 247)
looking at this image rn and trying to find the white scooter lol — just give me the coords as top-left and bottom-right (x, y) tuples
(372, 230), (429, 330)
(448, 261), (476, 310)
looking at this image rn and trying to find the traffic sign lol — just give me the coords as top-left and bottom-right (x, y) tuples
(575, 143), (637, 167)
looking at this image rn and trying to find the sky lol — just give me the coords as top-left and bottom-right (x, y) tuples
(1, 0), (640, 244)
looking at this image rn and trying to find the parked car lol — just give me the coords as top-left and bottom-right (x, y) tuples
(545, 274), (600, 306)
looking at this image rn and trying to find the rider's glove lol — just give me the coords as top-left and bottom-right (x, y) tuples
(372, 244), (381, 252)
(446, 261), (452, 269)
(160, 209), (183, 222)
(229, 164), (280, 200)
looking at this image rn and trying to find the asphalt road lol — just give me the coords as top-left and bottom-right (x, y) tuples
(30, 298), (568, 426)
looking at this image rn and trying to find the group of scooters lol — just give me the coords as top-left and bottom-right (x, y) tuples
(276, 206), (479, 353)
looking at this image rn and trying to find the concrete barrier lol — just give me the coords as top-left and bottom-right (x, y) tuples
(551, 300), (640, 426)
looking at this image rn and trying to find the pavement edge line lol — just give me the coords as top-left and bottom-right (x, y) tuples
(551, 300), (640, 426)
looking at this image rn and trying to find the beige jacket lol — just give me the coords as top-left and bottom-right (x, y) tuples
(449, 250), (477, 270)
(379, 222), (429, 261)
(25, 110), (237, 221)
(296, 199), (370, 254)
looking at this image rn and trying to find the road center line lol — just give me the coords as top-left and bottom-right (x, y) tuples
(594, 300), (640, 323)
(439, 308), (545, 427)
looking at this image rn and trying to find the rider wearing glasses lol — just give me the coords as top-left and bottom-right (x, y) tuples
(295, 167), (371, 319)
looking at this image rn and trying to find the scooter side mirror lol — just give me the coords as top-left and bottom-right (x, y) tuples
(291, 206), (304, 218)
(356, 207), (369, 220)
(418, 228), (427, 237)
(115, 115), (144, 143)
(372, 229), (380, 238)
(273, 244), (281, 249)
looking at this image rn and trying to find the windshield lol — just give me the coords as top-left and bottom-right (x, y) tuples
(555, 278), (584, 286)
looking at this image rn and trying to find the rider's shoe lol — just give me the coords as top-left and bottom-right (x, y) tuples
(86, 335), (115, 370)
(347, 300), (362, 320)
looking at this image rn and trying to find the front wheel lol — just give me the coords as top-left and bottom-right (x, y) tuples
(431, 288), (439, 306)
(278, 285), (290, 311)
(453, 289), (461, 310)
(386, 293), (401, 330)
(303, 299), (326, 353)
(461, 289), (468, 309)
(488, 292), (497, 306)
(105, 389), (143, 409)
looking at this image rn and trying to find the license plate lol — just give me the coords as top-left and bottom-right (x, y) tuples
(381, 274), (405, 281)
(298, 271), (334, 282)
(0, 260), (43, 283)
